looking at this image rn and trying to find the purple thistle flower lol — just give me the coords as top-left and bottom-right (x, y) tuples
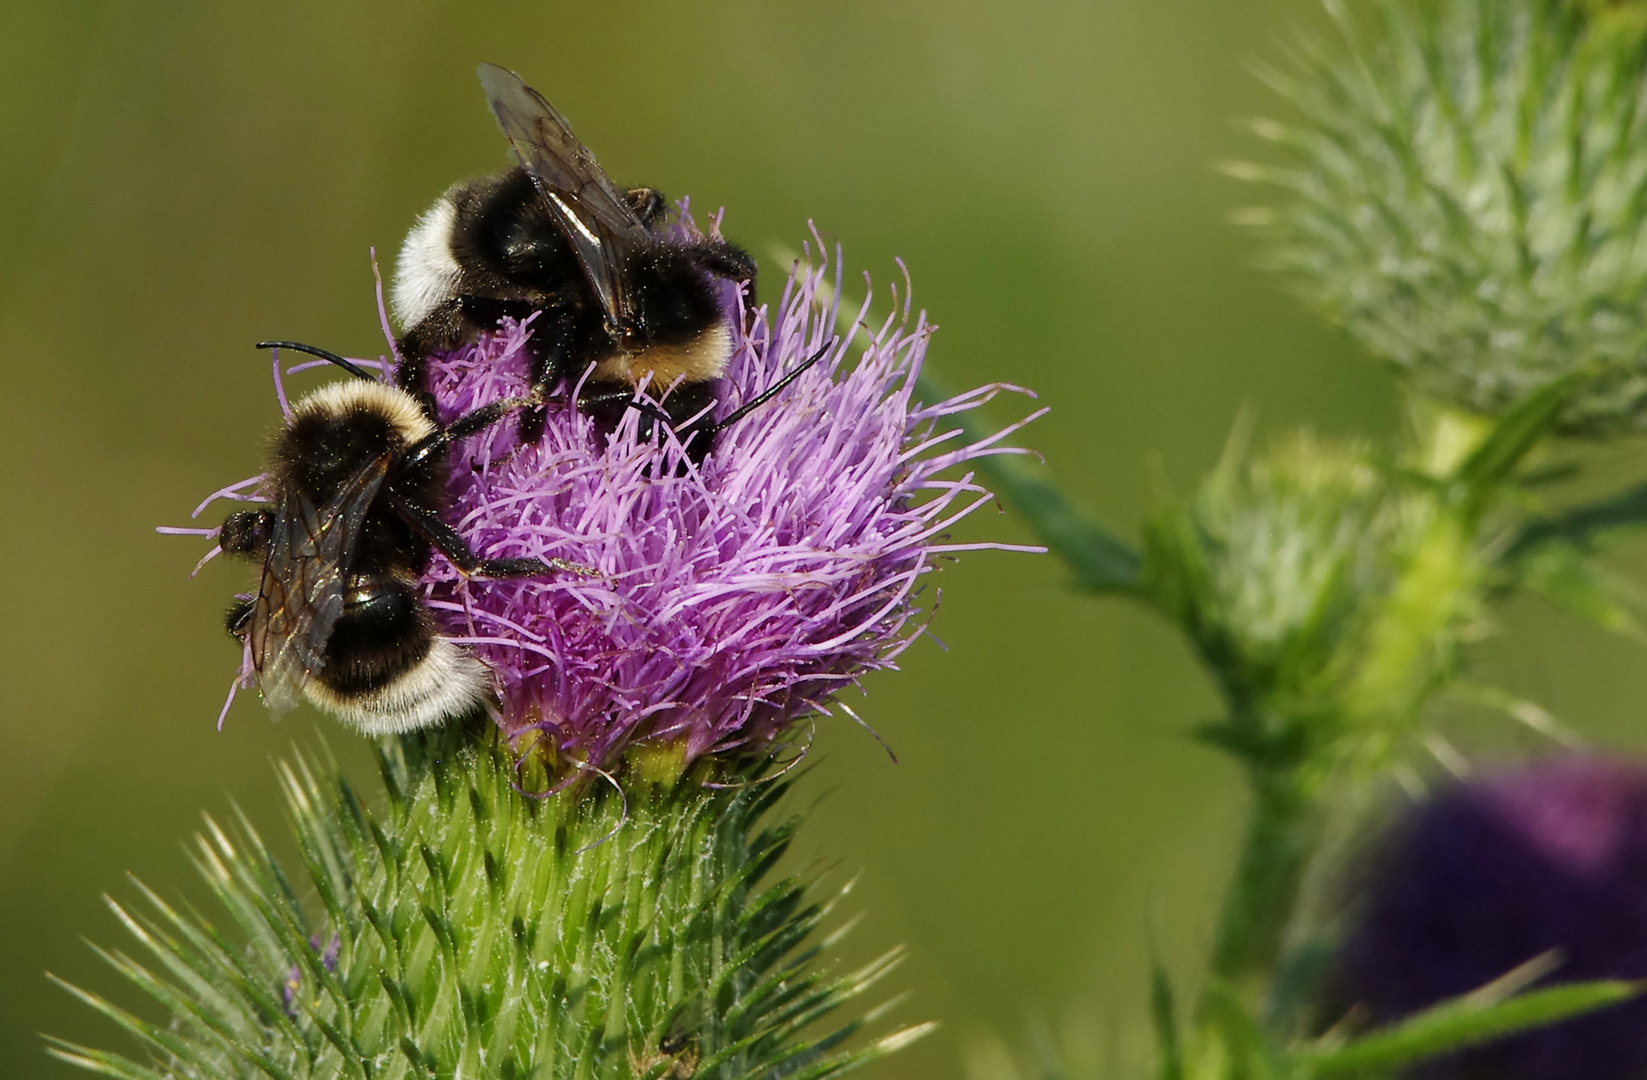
(1333, 757), (1647, 1080)
(176, 215), (1040, 773)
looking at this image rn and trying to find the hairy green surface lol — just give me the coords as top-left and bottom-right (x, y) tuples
(49, 725), (927, 1079)
(1239, 0), (1647, 432)
(1143, 432), (1395, 763)
(1134, 378), (1589, 1047)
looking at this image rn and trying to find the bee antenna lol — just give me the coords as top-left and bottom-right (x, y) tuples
(255, 340), (375, 381)
(708, 339), (835, 434)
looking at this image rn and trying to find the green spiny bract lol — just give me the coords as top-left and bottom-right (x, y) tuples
(1142, 433), (1409, 772)
(48, 726), (928, 1079)
(1235, 0), (1647, 433)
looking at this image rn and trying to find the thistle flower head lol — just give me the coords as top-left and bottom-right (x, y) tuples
(187, 215), (1035, 776)
(1239, 0), (1647, 433)
(1332, 757), (1647, 1080)
(424, 227), (1031, 772)
(1142, 432), (1397, 755)
(1172, 432), (1387, 663)
(52, 730), (931, 1080)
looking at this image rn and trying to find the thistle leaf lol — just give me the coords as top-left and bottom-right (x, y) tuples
(1295, 978), (1638, 1077)
(1450, 372), (1589, 506)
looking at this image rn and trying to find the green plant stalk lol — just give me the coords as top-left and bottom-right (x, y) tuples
(1203, 761), (1327, 1010)
(52, 723), (927, 1080)
(1346, 405), (1498, 752)
(1346, 508), (1474, 746)
(1193, 407), (1489, 1041)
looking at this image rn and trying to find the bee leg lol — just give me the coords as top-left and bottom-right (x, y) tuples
(396, 394), (539, 477)
(704, 341), (833, 436)
(396, 296), (542, 416)
(394, 304), (461, 415)
(442, 396), (536, 440)
(625, 186), (668, 226)
(385, 493), (597, 579)
(519, 310), (584, 445)
(575, 380), (678, 437)
(577, 380), (715, 475)
(659, 381), (719, 466)
(224, 597), (255, 639)
(220, 509), (275, 557)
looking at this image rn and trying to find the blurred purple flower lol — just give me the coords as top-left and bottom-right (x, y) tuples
(179, 216), (1041, 773)
(1334, 757), (1647, 1080)
(282, 933), (339, 1017)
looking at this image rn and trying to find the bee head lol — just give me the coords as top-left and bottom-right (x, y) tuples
(221, 509), (274, 556)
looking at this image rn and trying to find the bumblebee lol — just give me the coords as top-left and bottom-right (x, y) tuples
(392, 63), (759, 456)
(220, 341), (590, 733)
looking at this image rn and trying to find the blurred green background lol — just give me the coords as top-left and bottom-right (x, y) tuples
(7, 1), (1647, 1077)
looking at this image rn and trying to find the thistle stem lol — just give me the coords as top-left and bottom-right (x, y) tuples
(1193, 405), (1492, 1038)
(1201, 763), (1326, 1017)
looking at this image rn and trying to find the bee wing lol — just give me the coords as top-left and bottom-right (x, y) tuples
(477, 62), (652, 331)
(248, 455), (392, 715)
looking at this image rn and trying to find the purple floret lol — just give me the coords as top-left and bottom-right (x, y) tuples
(1334, 757), (1647, 1080)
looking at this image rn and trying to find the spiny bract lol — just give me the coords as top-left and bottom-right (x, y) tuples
(1236, 0), (1647, 432)
(49, 729), (933, 1080)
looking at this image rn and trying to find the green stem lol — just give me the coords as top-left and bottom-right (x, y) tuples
(1192, 405), (1492, 1044)
(1202, 764), (1326, 1015)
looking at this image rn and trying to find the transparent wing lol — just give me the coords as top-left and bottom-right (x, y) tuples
(248, 456), (391, 714)
(478, 62), (652, 330)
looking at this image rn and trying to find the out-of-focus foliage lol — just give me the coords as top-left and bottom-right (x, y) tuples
(954, 0), (1647, 1075)
(1236, 0), (1647, 432)
(1144, 432), (1397, 770)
